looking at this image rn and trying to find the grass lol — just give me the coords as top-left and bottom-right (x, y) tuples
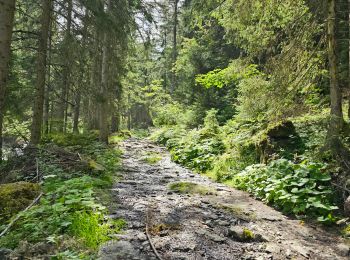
(168, 182), (216, 195)
(143, 151), (162, 165)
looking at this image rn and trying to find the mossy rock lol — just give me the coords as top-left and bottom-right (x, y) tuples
(0, 182), (41, 221)
(88, 160), (106, 172)
(169, 182), (216, 195)
(258, 120), (304, 162)
(266, 121), (295, 138)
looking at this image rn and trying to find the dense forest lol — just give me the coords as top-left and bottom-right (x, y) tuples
(1, 0), (350, 258)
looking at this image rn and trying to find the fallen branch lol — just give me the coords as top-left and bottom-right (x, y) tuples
(146, 208), (163, 260)
(0, 192), (44, 238)
(331, 182), (350, 194)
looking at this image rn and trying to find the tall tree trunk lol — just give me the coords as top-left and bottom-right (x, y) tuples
(170, 0), (178, 93)
(99, 0), (111, 144)
(30, 0), (52, 145)
(43, 19), (53, 135)
(87, 28), (100, 130)
(99, 34), (109, 143)
(73, 91), (81, 133)
(111, 103), (120, 133)
(348, 0), (350, 120)
(58, 0), (72, 133)
(326, 0), (344, 150)
(0, 0), (16, 161)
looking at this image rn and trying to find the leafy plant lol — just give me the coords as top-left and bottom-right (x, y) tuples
(231, 159), (338, 221)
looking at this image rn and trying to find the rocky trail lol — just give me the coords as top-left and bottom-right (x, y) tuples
(98, 138), (349, 260)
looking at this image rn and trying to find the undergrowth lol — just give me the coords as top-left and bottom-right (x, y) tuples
(0, 132), (125, 258)
(151, 110), (343, 223)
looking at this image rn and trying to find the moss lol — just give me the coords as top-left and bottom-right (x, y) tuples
(143, 152), (162, 165)
(168, 182), (216, 195)
(88, 159), (105, 172)
(217, 203), (257, 221)
(0, 182), (41, 221)
(149, 223), (180, 235)
(342, 225), (350, 238)
(242, 228), (255, 240)
(144, 155), (162, 165)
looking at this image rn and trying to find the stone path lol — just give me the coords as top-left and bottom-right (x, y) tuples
(98, 138), (349, 260)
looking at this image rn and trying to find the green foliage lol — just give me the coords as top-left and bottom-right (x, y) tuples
(153, 103), (184, 126)
(42, 132), (99, 147)
(169, 110), (225, 172)
(0, 133), (125, 256)
(70, 212), (109, 249)
(231, 159), (338, 221)
(0, 176), (106, 249)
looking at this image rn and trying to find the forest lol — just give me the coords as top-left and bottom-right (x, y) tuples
(1, 0), (350, 259)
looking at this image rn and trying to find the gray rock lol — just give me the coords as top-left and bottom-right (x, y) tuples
(196, 229), (226, 243)
(265, 243), (280, 254)
(216, 220), (230, 226)
(172, 242), (196, 252)
(98, 241), (140, 260)
(228, 226), (256, 242)
(207, 233), (226, 243)
(343, 197), (350, 215)
(0, 248), (12, 260)
(335, 243), (350, 257)
(137, 232), (147, 241)
(290, 244), (310, 258)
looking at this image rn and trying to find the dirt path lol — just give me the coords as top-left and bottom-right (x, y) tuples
(98, 138), (349, 260)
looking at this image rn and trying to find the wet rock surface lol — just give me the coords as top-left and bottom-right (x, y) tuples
(98, 138), (349, 260)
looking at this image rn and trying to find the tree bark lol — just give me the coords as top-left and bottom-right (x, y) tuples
(57, 0), (72, 133)
(73, 90), (81, 133)
(87, 28), (101, 131)
(30, 0), (52, 145)
(0, 0), (16, 160)
(99, 0), (111, 144)
(326, 0), (344, 150)
(99, 34), (109, 143)
(43, 19), (53, 135)
(170, 0), (178, 93)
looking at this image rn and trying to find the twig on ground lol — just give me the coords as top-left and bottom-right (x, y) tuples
(146, 207), (163, 260)
(331, 182), (350, 194)
(0, 192), (44, 238)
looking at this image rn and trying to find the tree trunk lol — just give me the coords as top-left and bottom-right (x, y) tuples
(99, 33), (109, 143)
(73, 91), (81, 134)
(30, 0), (52, 145)
(87, 28), (101, 131)
(99, 0), (111, 144)
(111, 103), (120, 133)
(326, 0), (344, 150)
(58, 0), (72, 133)
(348, 0), (350, 120)
(170, 0), (178, 94)
(0, 0), (16, 161)
(43, 20), (53, 135)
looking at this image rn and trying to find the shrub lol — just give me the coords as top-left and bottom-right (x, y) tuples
(232, 159), (338, 221)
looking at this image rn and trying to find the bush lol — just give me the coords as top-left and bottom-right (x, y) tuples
(168, 110), (225, 172)
(232, 159), (338, 221)
(153, 103), (184, 126)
